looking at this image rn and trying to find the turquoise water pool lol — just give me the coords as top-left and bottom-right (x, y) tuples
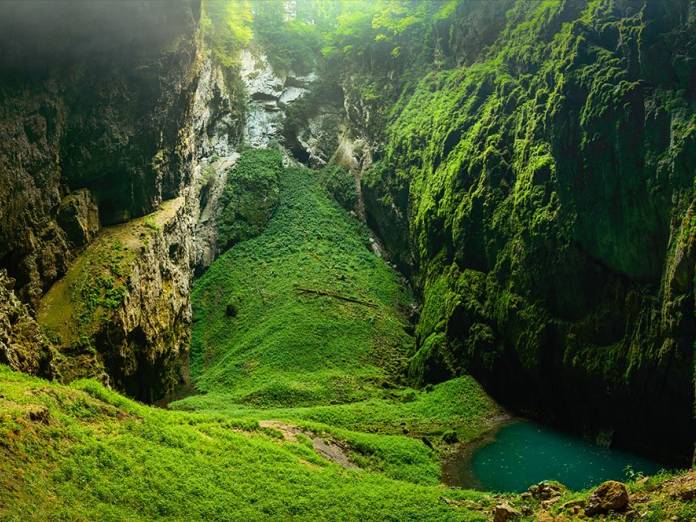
(444, 420), (667, 492)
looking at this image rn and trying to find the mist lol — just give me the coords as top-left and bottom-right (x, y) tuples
(0, 0), (201, 72)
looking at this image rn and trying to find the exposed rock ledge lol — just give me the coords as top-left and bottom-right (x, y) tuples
(37, 197), (194, 401)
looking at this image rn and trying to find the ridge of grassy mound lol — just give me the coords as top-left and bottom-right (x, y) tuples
(0, 366), (493, 521)
(173, 150), (502, 487)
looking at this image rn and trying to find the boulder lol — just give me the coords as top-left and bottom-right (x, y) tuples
(585, 480), (629, 516)
(528, 481), (566, 501)
(493, 501), (521, 522)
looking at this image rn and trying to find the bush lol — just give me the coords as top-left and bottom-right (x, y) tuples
(318, 164), (358, 212)
(216, 148), (283, 251)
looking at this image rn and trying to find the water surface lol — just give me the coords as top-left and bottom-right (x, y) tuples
(444, 420), (666, 492)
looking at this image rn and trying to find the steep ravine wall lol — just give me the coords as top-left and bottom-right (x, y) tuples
(272, 0), (695, 463)
(355, 0), (696, 462)
(0, 0), (242, 401)
(0, 0), (202, 308)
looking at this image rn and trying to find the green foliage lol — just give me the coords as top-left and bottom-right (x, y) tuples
(182, 152), (501, 489)
(361, 0), (696, 456)
(216, 147), (283, 251)
(200, 158), (413, 405)
(0, 366), (494, 521)
(252, 1), (322, 75)
(1, 152), (501, 514)
(201, 0), (252, 68)
(318, 163), (358, 211)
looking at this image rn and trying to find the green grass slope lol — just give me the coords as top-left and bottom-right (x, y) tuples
(2, 367), (694, 520)
(0, 149), (503, 520)
(189, 163), (413, 407)
(0, 366), (494, 521)
(176, 154), (502, 486)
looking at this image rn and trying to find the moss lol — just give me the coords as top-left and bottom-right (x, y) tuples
(362, 0), (696, 460)
(216, 147), (282, 251)
(37, 198), (185, 386)
(318, 163), (358, 212)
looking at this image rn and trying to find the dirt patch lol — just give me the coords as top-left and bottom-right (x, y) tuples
(657, 469), (696, 501)
(259, 420), (357, 469)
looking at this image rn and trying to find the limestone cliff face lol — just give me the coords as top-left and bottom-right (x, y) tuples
(0, 269), (57, 377)
(0, 0), (202, 308)
(0, 1), (244, 401)
(190, 55), (241, 273)
(34, 47), (242, 401)
(268, 0), (694, 461)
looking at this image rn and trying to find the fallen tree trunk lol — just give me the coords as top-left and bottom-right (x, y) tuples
(295, 286), (377, 308)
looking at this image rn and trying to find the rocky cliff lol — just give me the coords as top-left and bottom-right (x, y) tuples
(357, 0), (696, 462)
(0, 0), (202, 307)
(0, 0), (245, 401)
(263, 0), (694, 462)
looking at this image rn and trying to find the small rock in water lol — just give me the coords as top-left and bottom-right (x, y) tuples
(493, 501), (521, 522)
(585, 480), (629, 516)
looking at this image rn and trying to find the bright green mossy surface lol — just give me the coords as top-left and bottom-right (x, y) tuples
(359, 0), (696, 458)
(192, 162), (414, 406)
(175, 375), (499, 485)
(0, 366), (494, 521)
(217, 148), (282, 250)
(178, 159), (501, 485)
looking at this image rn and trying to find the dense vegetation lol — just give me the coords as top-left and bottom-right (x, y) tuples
(0, 366), (496, 521)
(216, 148), (283, 250)
(185, 150), (499, 465)
(4, 151), (692, 520)
(0, 153), (501, 520)
(360, 0), (696, 462)
(1, 0), (695, 519)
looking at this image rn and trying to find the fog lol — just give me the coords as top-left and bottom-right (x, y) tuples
(0, 0), (200, 71)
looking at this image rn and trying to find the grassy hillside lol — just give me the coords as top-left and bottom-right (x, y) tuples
(189, 158), (414, 406)
(0, 154), (502, 519)
(174, 151), (501, 486)
(0, 366), (495, 521)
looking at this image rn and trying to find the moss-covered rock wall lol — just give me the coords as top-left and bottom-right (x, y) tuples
(362, 0), (696, 461)
(0, 0), (241, 401)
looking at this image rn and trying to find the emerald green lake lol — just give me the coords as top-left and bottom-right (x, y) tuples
(443, 421), (668, 492)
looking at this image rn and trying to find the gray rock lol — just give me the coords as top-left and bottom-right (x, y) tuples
(57, 189), (100, 247)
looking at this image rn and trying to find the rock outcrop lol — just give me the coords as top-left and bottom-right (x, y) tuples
(0, 1), (243, 401)
(585, 481), (629, 516)
(38, 196), (197, 401)
(239, 47), (317, 150)
(335, 0), (696, 461)
(0, 0), (202, 308)
(0, 269), (56, 377)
